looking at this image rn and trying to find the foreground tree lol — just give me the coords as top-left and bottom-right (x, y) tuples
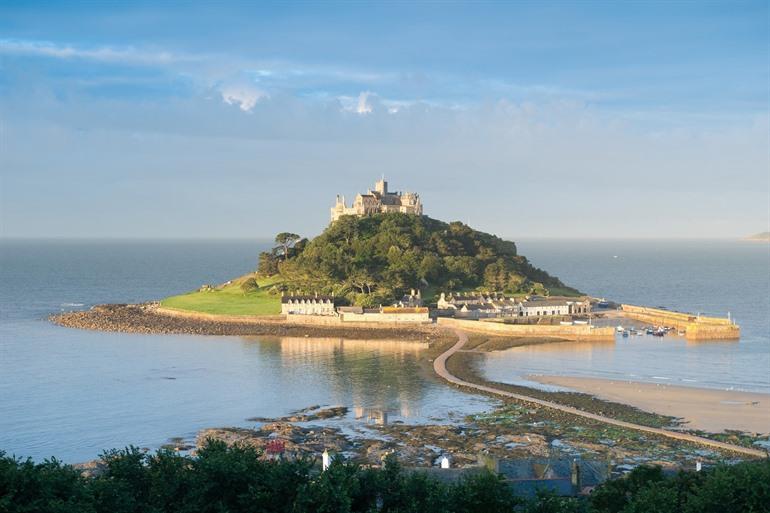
(3, 446), (768, 513)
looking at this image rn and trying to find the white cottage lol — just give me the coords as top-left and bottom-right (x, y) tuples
(281, 294), (336, 316)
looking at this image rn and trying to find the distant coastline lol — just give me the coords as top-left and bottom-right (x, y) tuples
(744, 231), (770, 242)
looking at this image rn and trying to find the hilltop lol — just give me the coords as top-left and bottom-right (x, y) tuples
(262, 213), (579, 306)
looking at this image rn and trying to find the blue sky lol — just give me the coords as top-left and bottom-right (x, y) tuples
(1, 1), (768, 238)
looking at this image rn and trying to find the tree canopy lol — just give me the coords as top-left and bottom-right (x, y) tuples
(263, 213), (578, 305)
(274, 233), (302, 260)
(2, 444), (768, 513)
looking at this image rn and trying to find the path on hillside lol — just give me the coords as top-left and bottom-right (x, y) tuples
(433, 330), (768, 459)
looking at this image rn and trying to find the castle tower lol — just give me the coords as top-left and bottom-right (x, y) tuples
(374, 178), (388, 195)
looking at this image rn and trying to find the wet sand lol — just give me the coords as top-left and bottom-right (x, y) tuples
(530, 375), (770, 434)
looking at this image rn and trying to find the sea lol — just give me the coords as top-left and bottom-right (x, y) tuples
(1, 238), (768, 462)
(481, 239), (770, 395)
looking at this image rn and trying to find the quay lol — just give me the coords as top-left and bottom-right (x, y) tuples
(620, 305), (740, 340)
(436, 317), (615, 341)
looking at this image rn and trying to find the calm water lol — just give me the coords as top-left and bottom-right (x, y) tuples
(0, 240), (491, 462)
(1, 239), (768, 462)
(482, 239), (770, 394)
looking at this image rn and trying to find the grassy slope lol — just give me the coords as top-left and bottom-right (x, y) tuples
(160, 274), (281, 316)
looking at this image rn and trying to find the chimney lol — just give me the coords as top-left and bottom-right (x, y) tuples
(571, 459), (582, 492)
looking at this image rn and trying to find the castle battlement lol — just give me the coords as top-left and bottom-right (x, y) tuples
(331, 179), (423, 222)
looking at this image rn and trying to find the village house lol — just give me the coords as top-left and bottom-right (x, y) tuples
(330, 178), (423, 222)
(281, 294), (336, 316)
(519, 297), (591, 317)
(438, 292), (591, 319)
(437, 292), (491, 309)
(456, 303), (498, 319)
(395, 289), (423, 308)
(518, 298), (570, 317)
(567, 297), (591, 315)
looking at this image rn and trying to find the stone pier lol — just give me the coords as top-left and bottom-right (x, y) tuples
(621, 304), (740, 340)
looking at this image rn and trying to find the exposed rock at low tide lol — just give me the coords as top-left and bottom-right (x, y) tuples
(194, 405), (723, 471)
(247, 405), (349, 423)
(198, 423), (360, 461)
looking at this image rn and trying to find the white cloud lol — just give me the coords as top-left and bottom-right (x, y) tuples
(219, 84), (268, 112)
(337, 91), (382, 116)
(338, 91), (377, 114)
(356, 91), (374, 114)
(0, 38), (181, 65)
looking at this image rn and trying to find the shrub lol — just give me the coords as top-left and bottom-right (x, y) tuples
(240, 277), (259, 293)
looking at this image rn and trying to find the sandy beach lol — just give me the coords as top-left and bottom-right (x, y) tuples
(529, 375), (770, 434)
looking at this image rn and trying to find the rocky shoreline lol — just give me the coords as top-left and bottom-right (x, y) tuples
(51, 303), (449, 341)
(193, 405), (735, 474)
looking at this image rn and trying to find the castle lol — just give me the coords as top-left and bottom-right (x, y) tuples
(331, 179), (423, 222)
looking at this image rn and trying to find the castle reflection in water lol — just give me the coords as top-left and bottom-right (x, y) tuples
(242, 336), (430, 422)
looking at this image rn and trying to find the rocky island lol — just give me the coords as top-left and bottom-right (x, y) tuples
(51, 179), (763, 473)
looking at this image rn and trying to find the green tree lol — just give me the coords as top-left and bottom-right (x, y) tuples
(450, 470), (520, 513)
(682, 460), (770, 513)
(590, 465), (666, 513)
(0, 452), (95, 513)
(522, 489), (587, 513)
(418, 253), (443, 283)
(240, 277), (259, 293)
(278, 213), (577, 305)
(258, 251), (279, 276)
(274, 232), (301, 260)
(91, 447), (151, 513)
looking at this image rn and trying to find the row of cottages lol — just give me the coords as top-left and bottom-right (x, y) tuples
(280, 293), (431, 323)
(437, 292), (591, 320)
(280, 294), (336, 316)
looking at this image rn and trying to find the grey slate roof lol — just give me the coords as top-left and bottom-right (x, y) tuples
(281, 295), (335, 304)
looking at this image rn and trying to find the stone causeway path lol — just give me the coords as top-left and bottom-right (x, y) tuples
(433, 329), (768, 459)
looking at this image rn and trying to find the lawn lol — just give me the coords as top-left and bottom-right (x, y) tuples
(160, 275), (282, 316)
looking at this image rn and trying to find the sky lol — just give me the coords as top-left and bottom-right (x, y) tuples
(0, 1), (768, 239)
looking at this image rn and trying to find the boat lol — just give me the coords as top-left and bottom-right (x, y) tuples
(646, 328), (654, 335)
(622, 330), (630, 338)
(616, 326), (624, 332)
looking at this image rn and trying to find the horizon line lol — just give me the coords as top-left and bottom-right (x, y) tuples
(1, 235), (764, 242)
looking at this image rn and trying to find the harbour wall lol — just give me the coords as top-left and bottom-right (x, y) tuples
(155, 307), (286, 324)
(620, 304), (740, 340)
(156, 307), (432, 327)
(436, 318), (616, 341)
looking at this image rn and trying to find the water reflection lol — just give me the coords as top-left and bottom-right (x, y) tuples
(482, 334), (770, 394)
(354, 407), (391, 425)
(0, 330), (492, 463)
(263, 336), (430, 421)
